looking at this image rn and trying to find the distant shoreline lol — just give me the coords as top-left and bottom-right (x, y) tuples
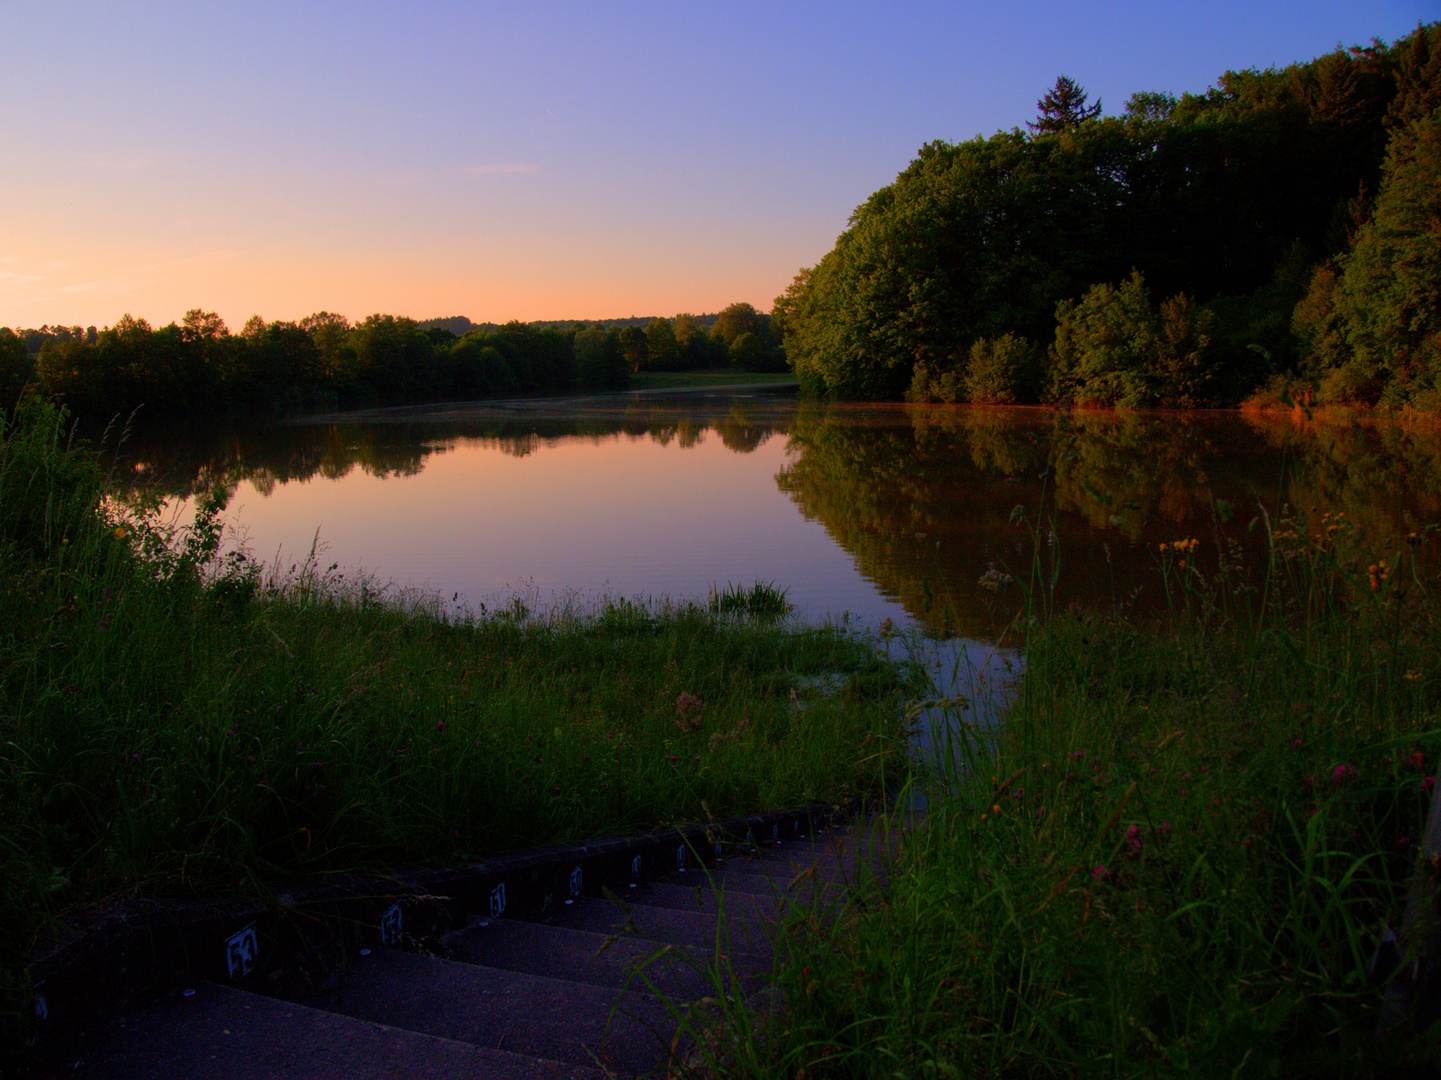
(299, 377), (799, 423)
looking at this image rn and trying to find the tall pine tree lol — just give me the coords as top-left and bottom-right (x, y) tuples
(1029, 76), (1102, 135)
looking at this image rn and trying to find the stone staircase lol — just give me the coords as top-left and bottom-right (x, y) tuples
(32, 810), (900, 1079)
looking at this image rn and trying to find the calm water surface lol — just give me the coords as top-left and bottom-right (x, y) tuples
(122, 390), (1441, 661)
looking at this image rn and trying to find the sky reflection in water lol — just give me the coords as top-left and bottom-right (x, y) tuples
(140, 391), (1441, 730)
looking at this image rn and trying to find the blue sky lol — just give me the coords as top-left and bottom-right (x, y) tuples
(2, 1), (1435, 330)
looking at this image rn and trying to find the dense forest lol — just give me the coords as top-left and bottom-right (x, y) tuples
(776, 23), (1441, 410)
(0, 304), (784, 423)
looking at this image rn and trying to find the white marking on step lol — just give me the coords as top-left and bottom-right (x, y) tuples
(225, 925), (258, 980)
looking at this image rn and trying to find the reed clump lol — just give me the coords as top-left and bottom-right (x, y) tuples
(685, 500), (1441, 1076)
(0, 397), (921, 1039)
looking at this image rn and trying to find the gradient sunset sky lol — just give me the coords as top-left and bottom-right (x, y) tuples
(4, 1), (1435, 333)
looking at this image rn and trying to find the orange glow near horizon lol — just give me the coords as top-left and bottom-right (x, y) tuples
(5, 4), (1420, 333)
(0, 236), (800, 332)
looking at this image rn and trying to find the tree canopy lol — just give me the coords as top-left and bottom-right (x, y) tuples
(776, 23), (1441, 409)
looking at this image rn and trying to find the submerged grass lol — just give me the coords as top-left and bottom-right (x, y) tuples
(0, 397), (921, 1042)
(680, 447), (1441, 1076)
(709, 580), (794, 619)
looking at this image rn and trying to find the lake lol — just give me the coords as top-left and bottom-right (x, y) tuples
(117, 389), (1441, 696)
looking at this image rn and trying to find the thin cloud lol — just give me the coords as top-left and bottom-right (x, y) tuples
(463, 163), (540, 176)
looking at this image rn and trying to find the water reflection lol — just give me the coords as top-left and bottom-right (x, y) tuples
(110, 394), (1441, 648)
(778, 403), (1441, 639)
(112, 393), (797, 501)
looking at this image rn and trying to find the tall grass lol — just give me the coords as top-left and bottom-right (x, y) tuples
(679, 464), (1441, 1075)
(0, 398), (922, 1043)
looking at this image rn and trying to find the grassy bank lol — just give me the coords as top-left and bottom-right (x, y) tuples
(0, 398), (918, 1035)
(685, 500), (1441, 1074)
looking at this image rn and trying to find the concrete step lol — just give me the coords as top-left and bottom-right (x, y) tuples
(529, 889), (776, 971)
(46, 979), (603, 1080)
(34, 810), (904, 1080)
(284, 947), (673, 1078)
(440, 917), (718, 1001)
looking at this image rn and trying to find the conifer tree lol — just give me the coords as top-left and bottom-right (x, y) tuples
(1029, 75), (1102, 135)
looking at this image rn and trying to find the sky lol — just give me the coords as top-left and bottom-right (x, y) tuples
(3, 1), (1436, 333)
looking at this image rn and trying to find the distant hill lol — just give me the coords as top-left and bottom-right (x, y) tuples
(417, 314), (721, 337)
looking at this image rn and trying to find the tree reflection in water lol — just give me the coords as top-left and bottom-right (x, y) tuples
(109, 394), (1441, 648)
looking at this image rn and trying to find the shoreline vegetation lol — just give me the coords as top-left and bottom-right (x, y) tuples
(0, 305), (791, 430)
(3, 20), (1439, 1075)
(0, 397), (920, 1051)
(779, 24), (1441, 414)
(673, 454), (1441, 1076)
(3, 396), (1437, 1072)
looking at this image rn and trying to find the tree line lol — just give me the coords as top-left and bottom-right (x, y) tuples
(0, 303), (785, 422)
(776, 23), (1441, 410)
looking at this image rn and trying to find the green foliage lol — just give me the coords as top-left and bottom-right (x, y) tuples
(710, 302), (769, 349)
(672, 312), (718, 370)
(707, 580), (793, 619)
(573, 327), (628, 391)
(21, 300), (781, 421)
(906, 334), (1043, 405)
(645, 317), (680, 372)
(1125, 90), (1178, 123)
(681, 497), (1441, 1077)
(1334, 105), (1441, 401)
(966, 333), (1043, 405)
(617, 324), (649, 373)
(727, 331), (761, 371)
(1030, 74), (1102, 135)
(1293, 263), (1350, 375)
(781, 25), (1440, 408)
(0, 330), (33, 411)
(0, 405), (917, 1027)
(1051, 272), (1214, 407)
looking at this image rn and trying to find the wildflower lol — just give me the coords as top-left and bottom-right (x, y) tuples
(1125, 824), (1142, 856)
(1331, 763), (1357, 783)
(676, 691), (703, 731)
(1091, 865), (1111, 882)
(978, 568), (1014, 591)
(1409, 749), (1429, 769)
